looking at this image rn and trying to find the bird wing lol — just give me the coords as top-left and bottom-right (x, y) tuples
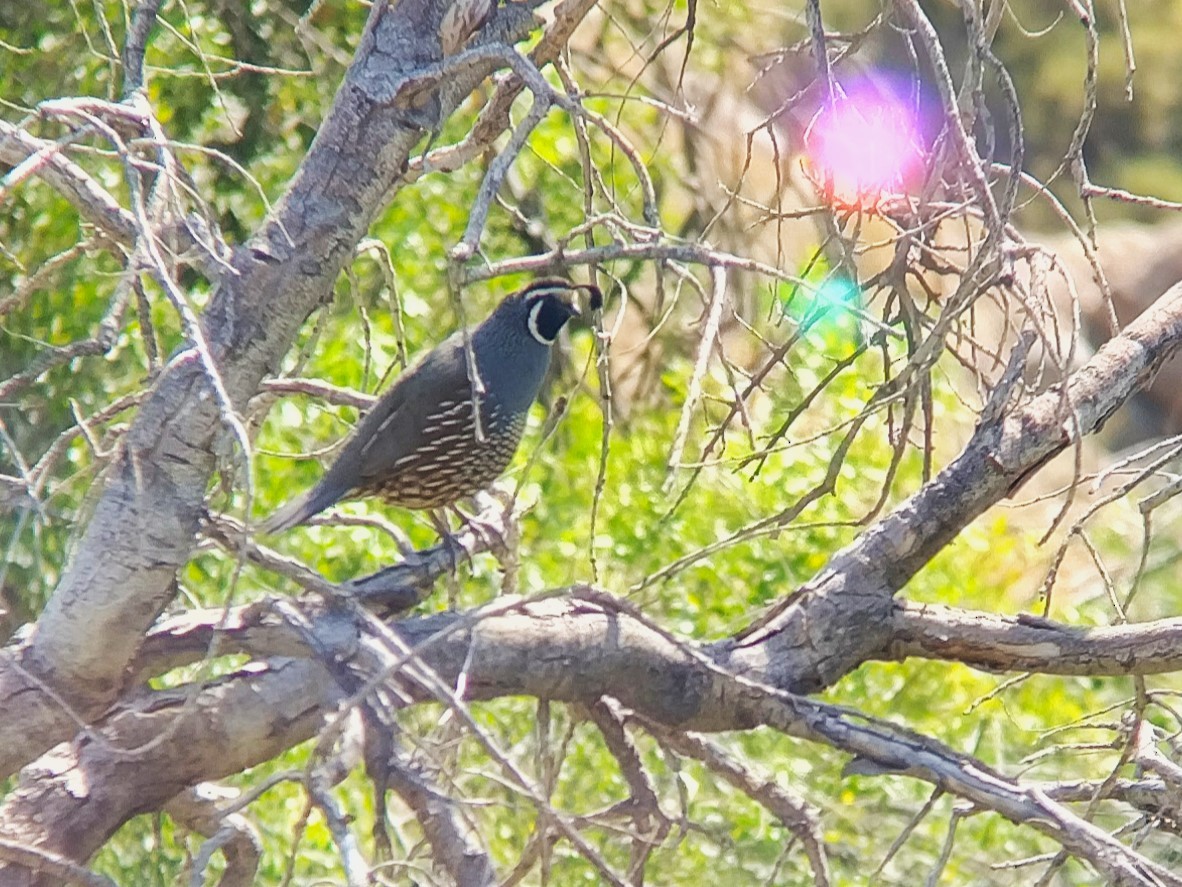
(345, 332), (474, 489)
(260, 332), (474, 531)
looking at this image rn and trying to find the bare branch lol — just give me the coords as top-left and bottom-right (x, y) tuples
(666, 266), (727, 476)
(120, 0), (163, 98)
(120, 588), (1182, 884)
(379, 741), (496, 887)
(0, 120), (137, 246)
(733, 282), (1182, 692)
(0, 280), (131, 402)
(648, 725), (830, 887)
(165, 785), (262, 887)
(0, 659), (335, 885)
(585, 699), (669, 881)
(888, 602), (1182, 676)
(0, 841), (115, 887)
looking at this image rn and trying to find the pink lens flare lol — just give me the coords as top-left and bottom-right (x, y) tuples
(804, 80), (926, 209)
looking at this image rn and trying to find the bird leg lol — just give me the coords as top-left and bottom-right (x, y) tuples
(472, 487), (521, 595)
(448, 501), (511, 558)
(427, 508), (465, 609)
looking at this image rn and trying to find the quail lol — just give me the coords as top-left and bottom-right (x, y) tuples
(262, 278), (602, 533)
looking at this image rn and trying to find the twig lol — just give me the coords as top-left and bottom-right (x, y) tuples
(665, 266), (727, 480)
(586, 699), (670, 881)
(648, 725), (830, 887)
(452, 90), (556, 262)
(167, 784), (262, 887)
(121, 0), (163, 98)
(380, 740), (496, 887)
(0, 280), (132, 402)
(0, 121), (137, 245)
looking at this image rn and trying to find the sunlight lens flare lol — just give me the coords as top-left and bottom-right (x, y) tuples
(813, 277), (861, 315)
(780, 274), (863, 345)
(805, 79), (925, 209)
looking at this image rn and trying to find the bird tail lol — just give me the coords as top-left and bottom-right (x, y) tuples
(259, 483), (339, 534)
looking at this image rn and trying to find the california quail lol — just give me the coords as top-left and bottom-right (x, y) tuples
(262, 278), (601, 533)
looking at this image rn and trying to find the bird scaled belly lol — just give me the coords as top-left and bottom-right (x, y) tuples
(366, 427), (524, 509)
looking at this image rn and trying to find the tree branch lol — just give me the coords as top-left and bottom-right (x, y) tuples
(887, 601), (1182, 675)
(0, 659), (335, 886)
(379, 741), (497, 886)
(165, 786), (262, 887)
(727, 281), (1182, 692)
(9, 586), (1178, 885)
(0, 120), (137, 246)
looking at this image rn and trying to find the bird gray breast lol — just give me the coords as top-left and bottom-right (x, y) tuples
(472, 321), (553, 432)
